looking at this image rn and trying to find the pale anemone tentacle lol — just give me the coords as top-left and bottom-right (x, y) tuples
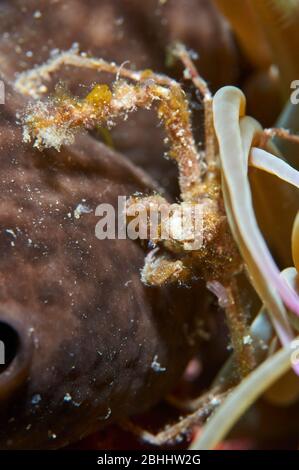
(239, 113), (299, 316)
(281, 267), (299, 334)
(250, 147), (299, 189)
(190, 335), (299, 450)
(221, 177), (296, 359)
(213, 87), (298, 360)
(239, 115), (264, 163)
(292, 212), (299, 272)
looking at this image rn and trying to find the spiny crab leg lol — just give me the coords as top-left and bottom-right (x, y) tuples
(263, 127), (299, 145)
(172, 42), (216, 174)
(207, 279), (256, 377)
(14, 44), (177, 99)
(121, 388), (229, 447)
(19, 66), (202, 199)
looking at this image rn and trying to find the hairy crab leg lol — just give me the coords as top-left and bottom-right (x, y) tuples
(14, 45), (177, 99)
(207, 279), (256, 377)
(164, 48), (257, 378)
(264, 127), (299, 145)
(121, 388), (229, 446)
(19, 58), (202, 200)
(213, 307), (275, 390)
(172, 43), (216, 174)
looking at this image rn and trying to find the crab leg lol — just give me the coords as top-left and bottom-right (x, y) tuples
(207, 279), (256, 377)
(14, 45), (177, 99)
(172, 42), (216, 173)
(263, 127), (299, 145)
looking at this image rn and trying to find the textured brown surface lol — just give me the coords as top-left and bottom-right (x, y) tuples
(0, 0), (239, 193)
(0, 0), (238, 449)
(0, 85), (206, 449)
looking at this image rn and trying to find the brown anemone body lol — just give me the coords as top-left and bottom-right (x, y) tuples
(0, 87), (205, 448)
(0, 0), (239, 449)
